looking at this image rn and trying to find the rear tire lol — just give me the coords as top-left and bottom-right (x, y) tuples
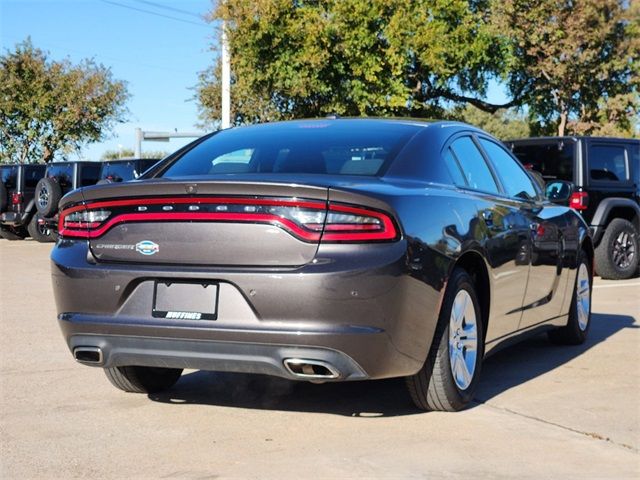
(27, 214), (55, 243)
(35, 177), (62, 216)
(104, 366), (183, 393)
(594, 218), (638, 280)
(548, 250), (592, 345)
(0, 182), (7, 212)
(0, 226), (27, 240)
(406, 269), (484, 411)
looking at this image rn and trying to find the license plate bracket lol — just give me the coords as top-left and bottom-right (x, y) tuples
(152, 281), (218, 320)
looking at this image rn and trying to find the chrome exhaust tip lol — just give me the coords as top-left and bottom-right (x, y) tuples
(73, 347), (103, 365)
(283, 358), (340, 380)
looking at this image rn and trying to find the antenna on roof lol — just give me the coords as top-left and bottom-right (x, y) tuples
(326, 113), (341, 119)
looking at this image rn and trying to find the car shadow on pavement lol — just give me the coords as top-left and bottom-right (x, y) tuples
(148, 312), (636, 417)
(472, 312), (637, 405)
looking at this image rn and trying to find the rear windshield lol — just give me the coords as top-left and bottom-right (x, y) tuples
(46, 163), (74, 188)
(161, 121), (421, 178)
(100, 161), (137, 182)
(510, 142), (575, 181)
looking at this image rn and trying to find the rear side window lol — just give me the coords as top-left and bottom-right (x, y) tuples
(511, 142), (574, 181)
(100, 162), (136, 182)
(589, 144), (628, 182)
(480, 139), (537, 200)
(161, 122), (421, 178)
(81, 163), (101, 186)
(449, 137), (499, 194)
(0, 166), (18, 188)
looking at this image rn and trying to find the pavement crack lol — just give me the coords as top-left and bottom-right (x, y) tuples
(473, 398), (638, 453)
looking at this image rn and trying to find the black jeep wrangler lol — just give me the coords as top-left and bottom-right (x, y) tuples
(507, 136), (639, 279)
(0, 163), (53, 241)
(98, 158), (160, 183)
(36, 161), (102, 233)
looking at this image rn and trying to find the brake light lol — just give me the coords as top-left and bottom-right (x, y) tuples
(11, 192), (22, 205)
(569, 191), (589, 210)
(58, 197), (399, 243)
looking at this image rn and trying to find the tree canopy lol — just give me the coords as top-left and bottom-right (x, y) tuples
(197, 0), (639, 137)
(0, 39), (129, 163)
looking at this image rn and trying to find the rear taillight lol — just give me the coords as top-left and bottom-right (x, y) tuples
(58, 197), (399, 243)
(322, 204), (397, 241)
(11, 192), (22, 205)
(569, 191), (589, 210)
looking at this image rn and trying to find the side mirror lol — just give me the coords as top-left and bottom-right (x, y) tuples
(545, 180), (574, 203)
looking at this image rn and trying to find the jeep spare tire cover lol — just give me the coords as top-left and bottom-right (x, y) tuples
(0, 181), (7, 212)
(35, 177), (62, 216)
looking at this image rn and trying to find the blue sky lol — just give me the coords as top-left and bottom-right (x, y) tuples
(1, 0), (510, 161)
(1, 0), (215, 159)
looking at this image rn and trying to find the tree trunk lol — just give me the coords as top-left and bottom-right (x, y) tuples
(557, 111), (567, 137)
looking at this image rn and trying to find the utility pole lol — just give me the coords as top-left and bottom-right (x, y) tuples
(134, 128), (143, 158)
(221, 19), (231, 130)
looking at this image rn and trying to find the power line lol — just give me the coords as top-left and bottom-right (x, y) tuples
(98, 0), (209, 28)
(131, 0), (204, 20)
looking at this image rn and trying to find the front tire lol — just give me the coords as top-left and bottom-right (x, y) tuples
(548, 250), (592, 345)
(406, 269), (484, 411)
(594, 218), (638, 280)
(104, 366), (183, 393)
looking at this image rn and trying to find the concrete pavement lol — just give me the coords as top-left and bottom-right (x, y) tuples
(1, 241), (638, 479)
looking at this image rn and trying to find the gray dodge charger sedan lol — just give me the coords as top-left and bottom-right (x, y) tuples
(51, 118), (593, 411)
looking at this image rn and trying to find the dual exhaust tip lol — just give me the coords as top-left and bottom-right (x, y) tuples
(73, 348), (341, 381)
(283, 358), (340, 380)
(73, 347), (103, 364)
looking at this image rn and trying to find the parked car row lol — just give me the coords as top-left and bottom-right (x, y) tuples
(0, 158), (160, 242)
(506, 136), (639, 280)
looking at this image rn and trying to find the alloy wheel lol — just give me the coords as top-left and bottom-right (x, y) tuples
(448, 290), (478, 391)
(38, 187), (49, 210)
(576, 263), (591, 331)
(612, 230), (635, 269)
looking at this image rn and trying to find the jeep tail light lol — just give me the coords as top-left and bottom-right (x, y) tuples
(569, 191), (589, 210)
(58, 196), (398, 243)
(11, 192), (22, 205)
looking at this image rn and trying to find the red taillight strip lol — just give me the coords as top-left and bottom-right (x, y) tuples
(60, 212), (323, 241)
(59, 196), (399, 243)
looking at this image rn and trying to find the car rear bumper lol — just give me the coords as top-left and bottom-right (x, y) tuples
(0, 211), (29, 227)
(52, 239), (442, 381)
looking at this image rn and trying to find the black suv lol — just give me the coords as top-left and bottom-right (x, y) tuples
(507, 137), (639, 279)
(98, 158), (160, 183)
(0, 163), (53, 241)
(36, 161), (102, 232)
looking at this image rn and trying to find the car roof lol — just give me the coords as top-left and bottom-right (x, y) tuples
(507, 136), (639, 144)
(225, 117), (484, 134)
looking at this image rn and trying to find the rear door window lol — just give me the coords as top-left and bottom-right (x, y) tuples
(480, 139), (537, 201)
(449, 136), (499, 194)
(588, 144), (629, 182)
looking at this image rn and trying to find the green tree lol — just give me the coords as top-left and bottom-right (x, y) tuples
(496, 0), (639, 136)
(0, 39), (129, 163)
(454, 105), (530, 139)
(197, 0), (513, 127)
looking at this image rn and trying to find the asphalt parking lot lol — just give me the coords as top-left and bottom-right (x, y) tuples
(1, 240), (639, 479)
